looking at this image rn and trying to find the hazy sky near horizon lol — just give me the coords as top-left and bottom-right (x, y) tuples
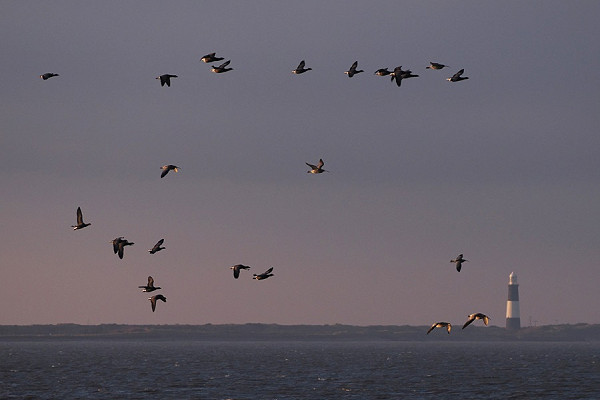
(2, 1), (599, 327)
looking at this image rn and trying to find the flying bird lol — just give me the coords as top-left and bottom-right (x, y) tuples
(160, 164), (180, 178)
(211, 60), (232, 73)
(71, 207), (91, 230)
(447, 69), (469, 82)
(148, 239), (165, 254)
(450, 254), (468, 272)
(149, 294), (167, 312)
(426, 62), (449, 70)
(40, 73), (59, 80)
(230, 264), (251, 279)
(306, 158), (328, 174)
(345, 61), (364, 78)
(374, 68), (391, 76)
(253, 267), (274, 280)
(427, 322), (452, 335)
(292, 60), (312, 74)
(390, 66), (419, 87)
(139, 276), (162, 292)
(201, 52), (224, 63)
(111, 237), (134, 259)
(156, 74), (178, 87)
(462, 313), (490, 329)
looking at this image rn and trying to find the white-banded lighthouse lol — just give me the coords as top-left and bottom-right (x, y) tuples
(506, 272), (521, 330)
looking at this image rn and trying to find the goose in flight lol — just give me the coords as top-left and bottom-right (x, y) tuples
(345, 61), (364, 78)
(253, 267), (274, 280)
(40, 73), (59, 80)
(292, 60), (312, 74)
(201, 52), (224, 63)
(374, 68), (391, 76)
(390, 66), (419, 87)
(149, 294), (167, 312)
(156, 74), (178, 87)
(427, 322), (452, 335)
(139, 276), (162, 292)
(447, 69), (469, 82)
(450, 254), (468, 272)
(211, 60), (232, 73)
(148, 239), (165, 254)
(306, 158), (328, 174)
(462, 313), (490, 329)
(230, 264), (251, 279)
(160, 164), (180, 178)
(426, 62), (449, 70)
(71, 207), (91, 230)
(111, 237), (134, 259)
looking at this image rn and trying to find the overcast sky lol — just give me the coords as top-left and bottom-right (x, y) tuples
(2, 1), (599, 327)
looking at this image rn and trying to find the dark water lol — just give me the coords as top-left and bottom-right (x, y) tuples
(1, 340), (599, 399)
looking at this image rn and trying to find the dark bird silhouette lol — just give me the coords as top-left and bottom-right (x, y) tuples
(450, 254), (468, 272)
(40, 73), (59, 80)
(211, 60), (232, 73)
(160, 164), (180, 178)
(447, 69), (469, 82)
(230, 264), (251, 279)
(71, 207), (91, 230)
(462, 313), (490, 329)
(149, 294), (166, 312)
(427, 322), (452, 334)
(374, 68), (391, 76)
(253, 267), (274, 280)
(139, 276), (162, 292)
(292, 60), (312, 74)
(345, 61), (363, 78)
(390, 66), (419, 87)
(111, 237), (134, 259)
(306, 158), (328, 174)
(156, 74), (178, 87)
(201, 52), (224, 63)
(148, 239), (165, 254)
(426, 62), (449, 70)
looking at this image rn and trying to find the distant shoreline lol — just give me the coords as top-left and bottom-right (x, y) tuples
(1, 323), (598, 342)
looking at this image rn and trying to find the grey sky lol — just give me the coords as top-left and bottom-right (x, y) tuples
(2, 1), (599, 326)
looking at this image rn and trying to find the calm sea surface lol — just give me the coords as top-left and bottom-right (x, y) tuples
(1, 340), (598, 399)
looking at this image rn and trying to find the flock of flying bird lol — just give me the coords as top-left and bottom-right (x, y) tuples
(41, 53), (470, 89)
(55, 50), (484, 330)
(70, 200), (277, 313)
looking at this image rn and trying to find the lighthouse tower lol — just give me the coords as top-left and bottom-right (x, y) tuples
(506, 272), (521, 330)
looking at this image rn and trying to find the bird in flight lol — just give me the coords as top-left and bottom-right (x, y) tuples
(111, 237), (134, 259)
(201, 52), (224, 63)
(427, 322), (452, 335)
(462, 313), (490, 329)
(253, 267), (274, 280)
(160, 164), (180, 178)
(139, 276), (162, 292)
(148, 239), (165, 254)
(71, 207), (91, 230)
(156, 74), (178, 87)
(40, 73), (59, 80)
(390, 66), (419, 87)
(211, 60), (233, 73)
(345, 61), (363, 78)
(149, 294), (167, 312)
(426, 62), (449, 70)
(292, 60), (312, 74)
(306, 158), (328, 174)
(450, 254), (468, 272)
(447, 69), (469, 82)
(230, 264), (251, 279)
(374, 68), (391, 76)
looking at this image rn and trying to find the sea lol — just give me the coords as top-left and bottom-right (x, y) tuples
(1, 340), (598, 399)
